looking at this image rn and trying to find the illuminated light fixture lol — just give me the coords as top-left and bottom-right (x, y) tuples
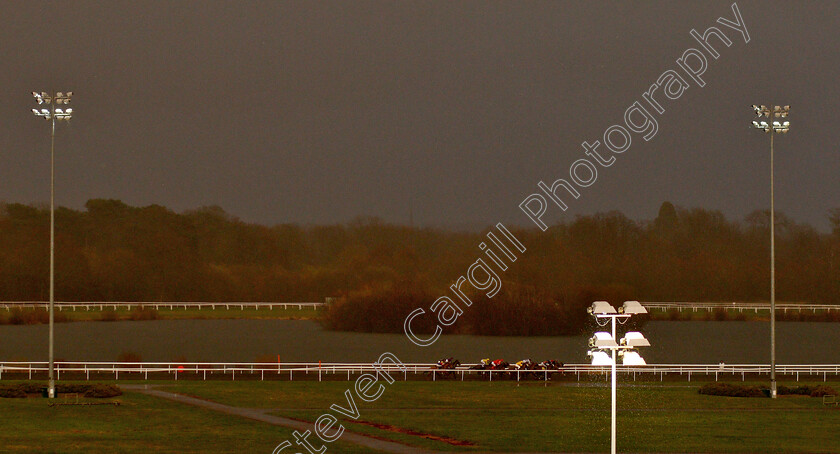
(588, 301), (618, 315)
(586, 300), (652, 454)
(752, 119), (771, 133)
(589, 331), (619, 348)
(32, 91), (52, 104)
(619, 351), (647, 366)
(54, 91), (73, 105)
(31, 92), (73, 122)
(620, 331), (651, 347)
(588, 350), (614, 366)
(619, 300), (648, 315)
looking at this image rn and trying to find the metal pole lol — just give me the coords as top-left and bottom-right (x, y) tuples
(770, 124), (776, 399)
(611, 316), (617, 454)
(48, 101), (56, 399)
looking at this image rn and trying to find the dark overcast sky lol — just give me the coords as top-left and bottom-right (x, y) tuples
(0, 1), (837, 230)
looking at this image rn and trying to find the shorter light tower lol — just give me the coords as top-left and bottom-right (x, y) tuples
(587, 301), (651, 454)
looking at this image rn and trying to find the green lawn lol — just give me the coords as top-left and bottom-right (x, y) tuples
(0, 383), (370, 454)
(3, 380), (839, 453)
(167, 380), (840, 453)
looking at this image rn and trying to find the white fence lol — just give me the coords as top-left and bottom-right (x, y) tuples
(0, 301), (325, 311)
(1, 362), (838, 382)
(641, 302), (840, 313)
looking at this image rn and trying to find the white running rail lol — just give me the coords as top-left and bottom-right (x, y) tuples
(0, 301), (325, 311)
(1, 362), (838, 382)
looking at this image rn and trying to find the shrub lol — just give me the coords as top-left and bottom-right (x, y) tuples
(82, 384), (122, 398)
(100, 308), (119, 321)
(712, 308), (728, 321)
(53, 384), (122, 398)
(777, 385), (791, 395)
(784, 384), (838, 397)
(3, 308), (69, 325)
(320, 281), (438, 334)
(0, 383), (123, 399)
(809, 385), (837, 397)
(701, 383), (837, 398)
(8, 308), (44, 325)
(699, 383), (765, 398)
(17, 383), (43, 394)
(57, 384), (89, 394)
(0, 385), (26, 398)
(129, 308), (159, 321)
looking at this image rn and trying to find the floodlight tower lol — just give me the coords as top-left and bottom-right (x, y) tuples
(31, 91), (73, 399)
(751, 104), (790, 399)
(587, 301), (650, 454)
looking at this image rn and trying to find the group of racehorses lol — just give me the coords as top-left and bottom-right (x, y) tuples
(428, 357), (565, 379)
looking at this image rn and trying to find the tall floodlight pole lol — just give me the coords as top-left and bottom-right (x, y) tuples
(587, 301), (650, 454)
(31, 91), (73, 399)
(751, 104), (790, 399)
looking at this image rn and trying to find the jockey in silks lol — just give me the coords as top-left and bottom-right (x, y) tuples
(470, 358), (492, 370)
(514, 359), (533, 370)
(490, 359), (508, 370)
(538, 359), (564, 370)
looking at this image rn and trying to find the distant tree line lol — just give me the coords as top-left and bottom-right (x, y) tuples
(1, 199), (838, 335)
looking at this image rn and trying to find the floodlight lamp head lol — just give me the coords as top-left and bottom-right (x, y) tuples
(619, 300), (647, 315)
(54, 108), (72, 120)
(752, 105), (765, 117)
(619, 350), (647, 365)
(772, 120), (790, 134)
(752, 120), (771, 133)
(588, 350), (614, 366)
(589, 331), (618, 348)
(32, 91), (52, 105)
(620, 331), (651, 347)
(55, 91), (73, 105)
(588, 301), (617, 316)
